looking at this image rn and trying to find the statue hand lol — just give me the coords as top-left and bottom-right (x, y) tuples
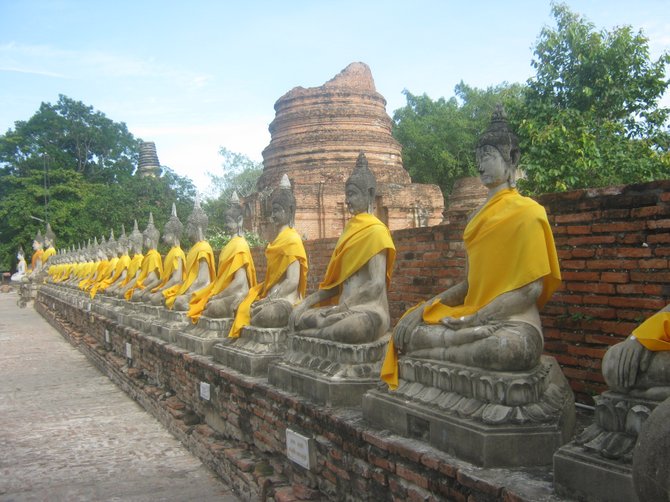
(440, 314), (478, 329)
(289, 302), (306, 332)
(393, 306), (425, 353)
(610, 338), (648, 389)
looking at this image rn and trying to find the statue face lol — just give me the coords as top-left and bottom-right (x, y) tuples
(476, 145), (509, 189)
(270, 202), (289, 227)
(345, 183), (370, 215)
(32, 240), (41, 250)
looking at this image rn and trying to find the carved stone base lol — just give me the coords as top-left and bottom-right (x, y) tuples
(174, 318), (232, 355)
(150, 310), (189, 343)
(268, 334), (390, 407)
(362, 355), (575, 467)
(554, 444), (637, 502)
(553, 391), (661, 502)
(212, 326), (288, 376)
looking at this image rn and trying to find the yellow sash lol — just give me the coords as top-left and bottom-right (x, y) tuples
(164, 241), (215, 309)
(118, 253), (144, 289)
(90, 257), (119, 298)
(124, 249), (163, 300)
(633, 312), (670, 351)
(93, 255), (130, 296)
(229, 227), (308, 338)
(382, 189), (562, 389)
(188, 236), (257, 323)
(30, 249), (44, 272)
(43, 246), (56, 263)
(79, 260), (103, 290)
(151, 246), (186, 293)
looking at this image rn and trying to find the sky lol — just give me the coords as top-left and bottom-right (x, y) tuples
(1, 0), (669, 196)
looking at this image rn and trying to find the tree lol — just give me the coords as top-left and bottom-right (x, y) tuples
(0, 95), (195, 270)
(392, 83), (524, 195)
(517, 3), (670, 193)
(203, 147), (262, 236)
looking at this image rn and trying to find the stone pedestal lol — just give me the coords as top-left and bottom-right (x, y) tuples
(150, 310), (189, 343)
(18, 282), (38, 308)
(363, 355), (575, 467)
(268, 334), (390, 407)
(553, 391), (662, 502)
(213, 326), (288, 377)
(174, 318), (232, 355)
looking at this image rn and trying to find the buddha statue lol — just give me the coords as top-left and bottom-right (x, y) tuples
(29, 229), (45, 276)
(148, 204), (186, 306)
(384, 105), (561, 384)
(79, 236), (107, 291)
(188, 192), (256, 323)
(99, 226), (131, 295)
(116, 221), (145, 298)
(365, 107), (572, 467)
(125, 213), (163, 301)
(11, 246), (27, 282)
(289, 153), (395, 344)
(166, 197), (215, 311)
(89, 230), (118, 298)
(42, 223), (57, 265)
(227, 177), (307, 336)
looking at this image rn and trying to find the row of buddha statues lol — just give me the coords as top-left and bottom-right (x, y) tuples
(33, 108), (670, 488)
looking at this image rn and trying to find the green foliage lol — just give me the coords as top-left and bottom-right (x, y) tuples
(203, 147), (263, 224)
(0, 95), (195, 270)
(392, 83), (524, 195)
(517, 3), (670, 194)
(205, 227), (267, 253)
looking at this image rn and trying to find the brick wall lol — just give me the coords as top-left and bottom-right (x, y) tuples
(253, 180), (670, 404)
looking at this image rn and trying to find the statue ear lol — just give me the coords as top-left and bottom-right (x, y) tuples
(510, 148), (521, 167)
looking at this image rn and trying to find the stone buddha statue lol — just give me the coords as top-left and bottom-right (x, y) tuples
(42, 223), (57, 265)
(116, 221), (145, 298)
(365, 107), (572, 467)
(29, 229), (45, 276)
(11, 246), (27, 282)
(385, 105), (561, 380)
(188, 192), (256, 323)
(148, 204), (186, 306)
(601, 307), (670, 400)
(227, 177), (307, 337)
(80, 236), (108, 292)
(289, 153), (395, 344)
(89, 230), (118, 298)
(167, 197), (216, 311)
(126, 213), (163, 301)
(99, 226), (131, 295)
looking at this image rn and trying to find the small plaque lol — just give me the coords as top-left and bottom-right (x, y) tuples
(87, 303), (91, 312)
(105, 329), (110, 343)
(125, 342), (132, 359)
(199, 382), (211, 401)
(286, 429), (315, 470)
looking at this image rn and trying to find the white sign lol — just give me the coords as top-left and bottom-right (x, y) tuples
(87, 302), (91, 312)
(125, 342), (132, 359)
(286, 429), (315, 470)
(105, 329), (110, 343)
(199, 382), (211, 401)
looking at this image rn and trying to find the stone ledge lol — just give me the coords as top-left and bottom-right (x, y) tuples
(35, 289), (573, 502)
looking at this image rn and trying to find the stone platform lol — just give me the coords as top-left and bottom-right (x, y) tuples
(363, 356), (575, 467)
(268, 334), (390, 407)
(213, 326), (288, 377)
(174, 317), (232, 355)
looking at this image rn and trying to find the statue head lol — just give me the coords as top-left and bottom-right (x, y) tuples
(224, 191), (245, 236)
(17, 245), (25, 260)
(143, 212), (160, 249)
(476, 105), (520, 188)
(185, 196), (208, 242)
(270, 174), (296, 229)
(97, 235), (107, 259)
(106, 229), (116, 258)
(33, 229), (44, 251)
(117, 224), (129, 255)
(45, 223), (56, 248)
(129, 219), (144, 254)
(163, 203), (183, 247)
(345, 152), (376, 214)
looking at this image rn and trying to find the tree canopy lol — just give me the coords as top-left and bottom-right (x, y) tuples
(392, 3), (670, 196)
(0, 95), (195, 271)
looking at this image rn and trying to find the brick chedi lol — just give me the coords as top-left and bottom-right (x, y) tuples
(245, 62), (444, 240)
(136, 141), (162, 178)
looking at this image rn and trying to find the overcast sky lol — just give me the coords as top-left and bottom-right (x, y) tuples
(1, 0), (669, 194)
